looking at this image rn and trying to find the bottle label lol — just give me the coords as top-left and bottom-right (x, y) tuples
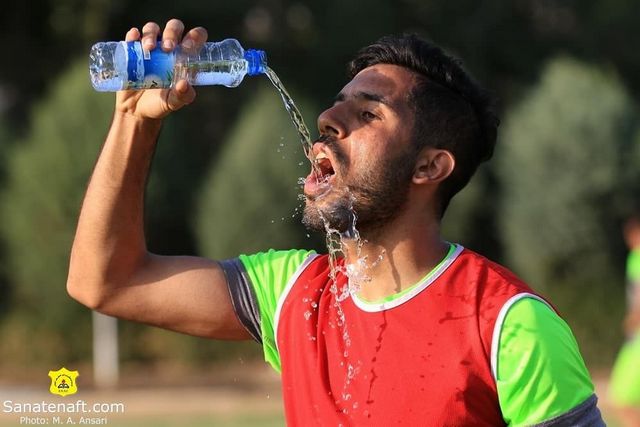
(124, 42), (175, 89)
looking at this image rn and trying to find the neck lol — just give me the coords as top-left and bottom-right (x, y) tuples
(339, 212), (449, 302)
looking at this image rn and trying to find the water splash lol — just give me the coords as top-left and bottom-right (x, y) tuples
(265, 67), (389, 414)
(317, 194), (386, 298)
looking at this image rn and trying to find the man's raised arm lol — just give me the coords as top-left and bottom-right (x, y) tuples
(66, 19), (250, 341)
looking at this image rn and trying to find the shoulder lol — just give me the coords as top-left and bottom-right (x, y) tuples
(450, 247), (537, 302)
(496, 297), (596, 426)
(456, 248), (527, 282)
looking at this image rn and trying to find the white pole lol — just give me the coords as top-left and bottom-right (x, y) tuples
(92, 311), (119, 388)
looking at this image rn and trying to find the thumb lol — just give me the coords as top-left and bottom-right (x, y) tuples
(164, 80), (196, 112)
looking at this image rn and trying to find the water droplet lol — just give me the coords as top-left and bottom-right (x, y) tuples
(347, 364), (359, 379)
(304, 311), (312, 320)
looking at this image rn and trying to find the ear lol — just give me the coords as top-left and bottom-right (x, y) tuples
(412, 148), (455, 185)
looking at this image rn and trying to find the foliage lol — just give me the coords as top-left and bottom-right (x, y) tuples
(0, 59), (266, 368)
(0, 60), (113, 365)
(497, 57), (640, 363)
(442, 168), (502, 259)
(498, 57), (640, 289)
(195, 84), (323, 259)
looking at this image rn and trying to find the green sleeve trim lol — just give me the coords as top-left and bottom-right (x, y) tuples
(239, 249), (315, 372)
(627, 249), (640, 284)
(496, 297), (594, 426)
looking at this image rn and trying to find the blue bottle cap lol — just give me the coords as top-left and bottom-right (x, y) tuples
(244, 49), (267, 76)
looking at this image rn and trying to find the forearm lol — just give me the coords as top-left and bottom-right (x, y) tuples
(67, 112), (162, 307)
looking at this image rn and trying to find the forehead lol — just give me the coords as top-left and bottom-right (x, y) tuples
(341, 63), (419, 105)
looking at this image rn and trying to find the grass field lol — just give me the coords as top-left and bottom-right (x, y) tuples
(87, 412), (285, 427)
(0, 366), (628, 426)
(0, 385), (285, 427)
(0, 363), (285, 427)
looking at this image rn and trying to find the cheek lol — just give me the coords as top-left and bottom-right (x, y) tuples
(349, 134), (385, 161)
(343, 128), (398, 176)
(347, 156), (382, 186)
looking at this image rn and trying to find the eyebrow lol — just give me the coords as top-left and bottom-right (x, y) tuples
(333, 91), (392, 107)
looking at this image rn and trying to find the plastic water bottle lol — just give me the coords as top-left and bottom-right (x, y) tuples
(89, 39), (266, 91)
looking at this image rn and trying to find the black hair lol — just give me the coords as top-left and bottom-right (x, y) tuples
(347, 34), (499, 217)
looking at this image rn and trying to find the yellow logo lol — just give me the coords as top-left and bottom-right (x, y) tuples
(48, 367), (79, 397)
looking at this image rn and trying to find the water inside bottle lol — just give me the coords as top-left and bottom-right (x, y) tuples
(174, 60), (246, 88)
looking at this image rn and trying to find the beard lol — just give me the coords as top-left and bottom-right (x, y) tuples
(302, 145), (416, 239)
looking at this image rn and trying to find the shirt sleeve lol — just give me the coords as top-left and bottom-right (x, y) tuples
(220, 249), (315, 372)
(627, 249), (640, 285)
(496, 297), (603, 426)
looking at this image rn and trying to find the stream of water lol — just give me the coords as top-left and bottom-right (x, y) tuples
(265, 67), (388, 414)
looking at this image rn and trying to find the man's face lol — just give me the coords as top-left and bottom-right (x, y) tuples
(302, 64), (420, 236)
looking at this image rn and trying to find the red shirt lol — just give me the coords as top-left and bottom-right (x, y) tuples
(276, 247), (541, 426)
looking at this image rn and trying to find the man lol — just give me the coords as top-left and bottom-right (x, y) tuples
(610, 213), (640, 426)
(67, 19), (604, 425)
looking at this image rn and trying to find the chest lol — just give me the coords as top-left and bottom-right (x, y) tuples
(276, 266), (502, 425)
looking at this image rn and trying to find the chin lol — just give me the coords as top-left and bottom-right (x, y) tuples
(302, 198), (355, 235)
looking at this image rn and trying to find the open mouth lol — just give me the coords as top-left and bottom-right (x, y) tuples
(304, 151), (336, 197)
(314, 152), (335, 180)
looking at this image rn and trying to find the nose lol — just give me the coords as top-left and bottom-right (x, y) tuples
(317, 104), (346, 139)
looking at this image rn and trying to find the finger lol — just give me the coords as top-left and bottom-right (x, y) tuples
(181, 26), (208, 53)
(165, 80), (196, 112)
(161, 18), (185, 52)
(125, 27), (140, 42)
(141, 21), (161, 52)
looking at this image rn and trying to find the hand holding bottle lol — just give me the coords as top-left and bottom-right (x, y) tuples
(115, 19), (207, 120)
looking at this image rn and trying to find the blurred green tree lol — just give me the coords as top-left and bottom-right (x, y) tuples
(0, 57), (271, 369)
(442, 168), (502, 258)
(0, 60), (113, 366)
(496, 56), (640, 364)
(195, 83), (323, 259)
